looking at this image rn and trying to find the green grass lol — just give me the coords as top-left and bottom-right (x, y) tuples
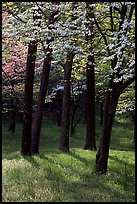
(2, 117), (135, 202)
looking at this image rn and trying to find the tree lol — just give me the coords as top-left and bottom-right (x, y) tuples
(59, 52), (75, 151)
(31, 2), (60, 154)
(21, 40), (37, 155)
(94, 2), (135, 173)
(84, 3), (97, 150)
(84, 55), (96, 150)
(20, 4), (43, 155)
(31, 48), (52, 154)
(56, 2), (86, 151)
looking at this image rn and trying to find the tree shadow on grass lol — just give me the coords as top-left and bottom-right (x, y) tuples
(109, 155), (135, 168)
(2, 144), (135, 202)
(23, 151), (134, 202)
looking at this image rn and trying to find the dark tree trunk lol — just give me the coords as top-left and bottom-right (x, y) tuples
(71, 103), (84, 135)
(56, 89), (63, 126)
(100, 101), (103, 126)
(94, 3), (135, 174)
(31, 50), (52, 154)
(8, 112), (15, 133)
(59, 52), (75, 152)
(70, 102), (77, 135)
(8, 109), (16, 133)
(30, 3), (59, 154)
(96, 77), (135, 174)
(96, 90), (118, 173)
(84, 3), (96, 150)
(84, 55), (97, 150)
(8, 98), (16, 133)
(21, 40), (37, 155)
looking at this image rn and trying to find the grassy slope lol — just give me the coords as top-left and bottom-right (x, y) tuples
(2, 117), (135, 202)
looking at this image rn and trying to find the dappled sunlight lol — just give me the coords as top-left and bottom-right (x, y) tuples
(2, 119), (135, 202)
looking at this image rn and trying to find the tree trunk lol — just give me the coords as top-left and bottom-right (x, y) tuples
(31, 3), (59, 154)
(59, 52), (75, 152)
(96, 90), (118, 173)
(70, 102), (77, 135)
(21, 40), (37, 155)
(84, 55), (97, 150)
(100, 101), (103, 126)
(8, 109), (16, 133)
(94, 3), (135, 174)
(31, 50), (52, 154)
(56, 89), (63, 126)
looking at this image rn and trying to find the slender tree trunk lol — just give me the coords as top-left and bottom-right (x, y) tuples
(84, 55), (97, 150)
(56, 89), (63, 126)
(21, 40), (37, 155)
(59, 52), (75, 152)
(100, 101), (103, 126)
(8, 109), (16, 133)
(96, 90), (118, 173)
(31, 2), (59, 154)
(70, 102), (77, 135)
(71, 111), (84, 135)
(31, 49), (52, 154)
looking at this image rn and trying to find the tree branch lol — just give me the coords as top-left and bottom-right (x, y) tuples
(6, 9), (27, 24)
(128, 4), (135, 22)
(93, 13), (111, 55)
(117, 76), (135, 96)
(109, 6), (114, 32)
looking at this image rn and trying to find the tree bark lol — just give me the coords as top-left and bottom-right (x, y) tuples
(31, 49), (52, 154)
(59, 52), (75, 152)
(56, 89), (63, 126)
(21, 40), (37, 155)
(84, 3), (97, 150)
(84, 55), (97, 150)
(96, 90), (118, 173)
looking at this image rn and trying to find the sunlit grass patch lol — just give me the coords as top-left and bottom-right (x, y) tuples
(2, 118), (135, 202)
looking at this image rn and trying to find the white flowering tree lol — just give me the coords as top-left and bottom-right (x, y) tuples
(93, 2), (135, 173)
(31, 2), (60, 154)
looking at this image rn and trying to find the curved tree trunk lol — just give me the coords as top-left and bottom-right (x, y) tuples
(21, 40), (37, 155)
(31, 50), (52, 154)
(59, 52), (75, 152)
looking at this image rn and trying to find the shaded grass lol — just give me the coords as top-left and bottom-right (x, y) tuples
(2, 117), (135, 202)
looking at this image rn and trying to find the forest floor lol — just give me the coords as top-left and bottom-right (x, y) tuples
(2, 116), (135, 202)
